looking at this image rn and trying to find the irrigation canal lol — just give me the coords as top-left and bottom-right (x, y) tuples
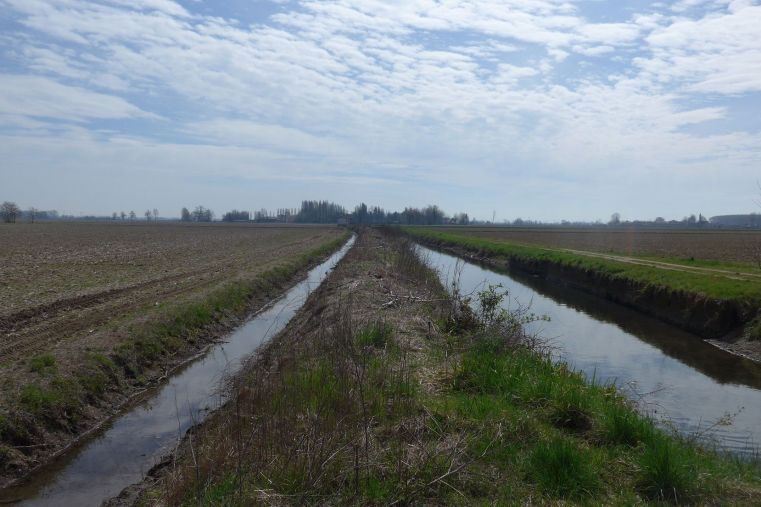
(418, 243), (761, 458)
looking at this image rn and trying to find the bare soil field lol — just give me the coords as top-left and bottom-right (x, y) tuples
(438, 227), (761, 265)
(0, 221), (345, 482)
(0, 222), (343, 364)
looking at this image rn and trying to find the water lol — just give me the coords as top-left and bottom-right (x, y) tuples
(1, 236), (355, 506)
(419, 244), (761, 457)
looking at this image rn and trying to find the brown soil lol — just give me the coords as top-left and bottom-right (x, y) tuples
(0, 222), (342, 362)
(440, 226), (761, 265)
(707, 338), (761, 364)
(0, 222), (345, 486)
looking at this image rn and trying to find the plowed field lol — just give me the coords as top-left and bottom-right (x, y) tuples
(0, 222), (343, 365)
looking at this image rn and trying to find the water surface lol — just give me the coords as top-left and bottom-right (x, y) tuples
(419, 244), (761, 457)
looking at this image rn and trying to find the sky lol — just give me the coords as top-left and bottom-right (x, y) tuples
(0, 0), (760, 221)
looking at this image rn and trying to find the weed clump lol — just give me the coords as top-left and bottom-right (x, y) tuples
(601, 401), (656, 446)
(528, 436), (600, 498)
(29, 353), (57, 374)
(356, 320), (392, 349)
(638, 435), (697, 502)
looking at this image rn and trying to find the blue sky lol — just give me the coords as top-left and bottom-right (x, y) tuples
(1, 0), (760, 221)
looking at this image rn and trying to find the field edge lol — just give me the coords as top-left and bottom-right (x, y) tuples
(0, 231), (351, 491)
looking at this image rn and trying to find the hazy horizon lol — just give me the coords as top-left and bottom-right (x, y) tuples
(2, 0), (760, 222)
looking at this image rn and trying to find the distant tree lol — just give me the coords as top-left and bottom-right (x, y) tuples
(254, 208), (271, 222)
(222, 210), (251, 222)
(1, 201), (21, 223)
(686, 214), (697, 225)
(354, 203), (368, 224)
(422, 205), (445, 225)
(129, 210), (136, 221)
(609, 212), (621, 225)
(145, 210), (152, 221)
(120, 211), (126, 221)
(153, 208), (159, 221)
(181, 207), (191, 222)
(513, 218), (524, 226)
(295, 200), (347, 224)
(654, 216), (665, 224)
(27, 207), (37, 223)
(112, 212), (118, 221)
(192, 205), (213, 222)
(698, 213), (708, 226)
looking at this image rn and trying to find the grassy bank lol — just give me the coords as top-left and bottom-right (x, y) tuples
(143, 229), (761, 505)
(404, 228), (761, 302)
(0, 232), (350, 482)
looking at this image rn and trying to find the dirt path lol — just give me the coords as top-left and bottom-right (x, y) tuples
(561, 248), (761, 282)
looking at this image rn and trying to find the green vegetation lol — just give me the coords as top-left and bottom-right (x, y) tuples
(29, 354), (57, 375)
(114, 232), (350, 375)
(155, 230), (761, 506)
(405, 227), (761, 301)
(528, 436), (600, 498)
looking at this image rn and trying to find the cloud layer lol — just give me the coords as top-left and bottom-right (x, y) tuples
(1, 0), (759, 220)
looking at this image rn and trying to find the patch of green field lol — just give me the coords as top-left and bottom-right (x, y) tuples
(405, 227), (761, 302)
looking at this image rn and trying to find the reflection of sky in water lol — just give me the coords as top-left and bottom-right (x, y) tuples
(421, 246), (761, 457)
(13, 238), (356, 507)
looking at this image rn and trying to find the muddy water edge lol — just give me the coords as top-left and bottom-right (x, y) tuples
(0, 236), (355, 506)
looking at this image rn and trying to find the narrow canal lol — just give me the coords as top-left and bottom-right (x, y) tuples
(419, 244), (761, 458)
(1, 237), (355, 506)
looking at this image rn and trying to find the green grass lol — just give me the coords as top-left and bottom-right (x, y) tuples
(446, 335), (761, 503)
(528, 436), (600, 498)
(601, 401), (656, 446)
(638, 434), (698, 502)
(151, 230), (761, 506)
(29, 353), (57, 375)
(356, 320), (393, 348)
(404, 227), (761, 302)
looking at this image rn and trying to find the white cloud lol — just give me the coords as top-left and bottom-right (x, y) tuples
(639, 3), (761, 93)
(0, 0), (759, 219)
(0, 74), (156, 121)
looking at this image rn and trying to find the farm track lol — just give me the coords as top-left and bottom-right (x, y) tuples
(441, 227), (761, 265)
(561, 248), (761, 282)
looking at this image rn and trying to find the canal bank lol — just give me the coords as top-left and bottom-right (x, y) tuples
(121, 228), (761, 505)
(405, 228), (761, 348)
(0, 236), (355, 505)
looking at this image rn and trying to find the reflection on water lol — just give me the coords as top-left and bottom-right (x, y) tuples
(1, 237), (355, 507)
(419, 244), (761, 457)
